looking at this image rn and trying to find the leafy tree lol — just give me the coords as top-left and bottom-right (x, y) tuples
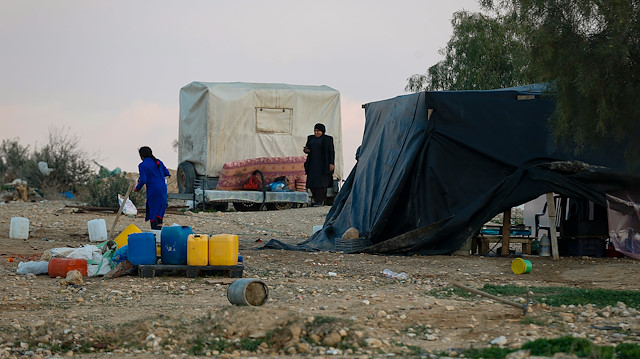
(0, 138), (32, 183)
(406, 9), (536, 92)
(482, 0), (640, 162)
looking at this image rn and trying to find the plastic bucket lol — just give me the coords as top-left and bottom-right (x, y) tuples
(9, 217), (30, 239)
(227, 278), (269, 306)
(87, 219), (108, 242)
(511, 258), (532, 274)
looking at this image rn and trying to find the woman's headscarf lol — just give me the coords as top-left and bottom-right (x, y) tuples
(139, 146), (160, 167)
(314, 123), (326, 134)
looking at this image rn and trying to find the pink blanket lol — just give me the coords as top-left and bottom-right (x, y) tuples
(216, 156), (307, 191)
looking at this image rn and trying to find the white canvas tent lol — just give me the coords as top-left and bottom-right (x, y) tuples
(178, 82), (343, 180)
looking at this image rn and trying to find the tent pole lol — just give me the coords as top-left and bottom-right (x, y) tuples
(545, 193), (560, 260)
(501, 210), (511, 256)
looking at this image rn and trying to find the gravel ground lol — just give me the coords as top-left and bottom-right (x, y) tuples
(1, 199), (640, 358)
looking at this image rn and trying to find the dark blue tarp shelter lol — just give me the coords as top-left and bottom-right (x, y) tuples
(265, 85), (640, 254)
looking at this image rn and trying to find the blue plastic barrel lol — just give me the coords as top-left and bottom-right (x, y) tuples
(161, 226), (193, 265)
(127, 232), (157, 265)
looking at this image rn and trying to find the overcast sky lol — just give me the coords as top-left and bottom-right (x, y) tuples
(0, 0), (480, 176)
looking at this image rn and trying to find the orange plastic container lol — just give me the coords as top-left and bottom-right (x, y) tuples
(187, 234), (209, 266)
(208, 234), (238, 266)
(48, 258), (88, 278)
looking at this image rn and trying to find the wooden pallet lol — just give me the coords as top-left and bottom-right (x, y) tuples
(137, 264), (244, 278)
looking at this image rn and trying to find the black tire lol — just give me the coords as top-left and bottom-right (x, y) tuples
(202, 202), (228, 212)
(266, 202), (293, 211)
(232, 202), (262, 212)
(177, 161), (196, 193)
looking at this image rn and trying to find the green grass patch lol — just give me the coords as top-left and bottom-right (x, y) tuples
(238, 337), (262, 351)
(454, 337), (640, 359)
(482, 284), (640, 309)
(435, 283), (640, 309)
(615, 343), (640, 359)
(519, 316), (547, 326)
(453, 346), (514, 359)
(428, 286), (476, 299)
(312, 315), (352, 325)
(390, 339), (425, 356)
(522, 336), (613, 357)
(188, 336), (230, 355)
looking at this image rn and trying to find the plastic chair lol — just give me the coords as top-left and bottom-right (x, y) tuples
(534, 195), (562, 237)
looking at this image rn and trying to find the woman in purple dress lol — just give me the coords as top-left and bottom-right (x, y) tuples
(134, 146), (170, 229)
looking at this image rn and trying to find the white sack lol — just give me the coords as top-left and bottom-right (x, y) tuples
(118, 194), (138, 215)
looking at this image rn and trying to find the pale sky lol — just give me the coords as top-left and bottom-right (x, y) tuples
(0, 0), (480, 176)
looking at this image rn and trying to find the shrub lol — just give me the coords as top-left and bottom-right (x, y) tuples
(0, 138), (33, 183)
(29, 127), (94, 195)
(86, 174), (146, 208)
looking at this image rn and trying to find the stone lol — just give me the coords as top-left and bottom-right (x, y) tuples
(491, 336), (507, 346)
(295, 342), (311, 354)
(309, 333), (321, 343)
(289, 325), (302, 338)
(342, 227), (359, 240)
(364, 338), (383, 348)
(61, 271), (83, 286)
(505, 350), (530, 359)
(249, 331), (266, 339)
(322, 332), (342, 346)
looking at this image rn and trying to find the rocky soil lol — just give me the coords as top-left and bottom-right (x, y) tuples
(0, 199), (639, 358)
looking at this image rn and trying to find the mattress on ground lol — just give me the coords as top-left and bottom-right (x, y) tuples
(216, 156), (307, 191)
(200, 189), (309, 204)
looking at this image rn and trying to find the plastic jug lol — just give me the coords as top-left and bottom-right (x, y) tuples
(127, 232), (157, 265)
(48, 258), (88, 277)
(87, 219), (108, 242)
(161, 226), (193, 265)
(114, 224), (141, 248)
(187, 234), (209, 266)
(9, 217), (30, 239)
(209, 234), (239, 266)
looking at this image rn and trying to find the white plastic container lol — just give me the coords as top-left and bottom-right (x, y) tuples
(87, 219), (108, 242)
(10, 217), (30, 239)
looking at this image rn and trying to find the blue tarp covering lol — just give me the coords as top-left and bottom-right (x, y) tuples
(265, 85), (640, 254)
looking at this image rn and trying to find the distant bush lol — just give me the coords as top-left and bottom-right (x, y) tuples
(0, 138), (33, 183)
(29, 127), (94, 195)
(86, 174), (146, 208)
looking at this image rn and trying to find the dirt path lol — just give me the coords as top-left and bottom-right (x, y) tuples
(1, 200), (639, 358)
